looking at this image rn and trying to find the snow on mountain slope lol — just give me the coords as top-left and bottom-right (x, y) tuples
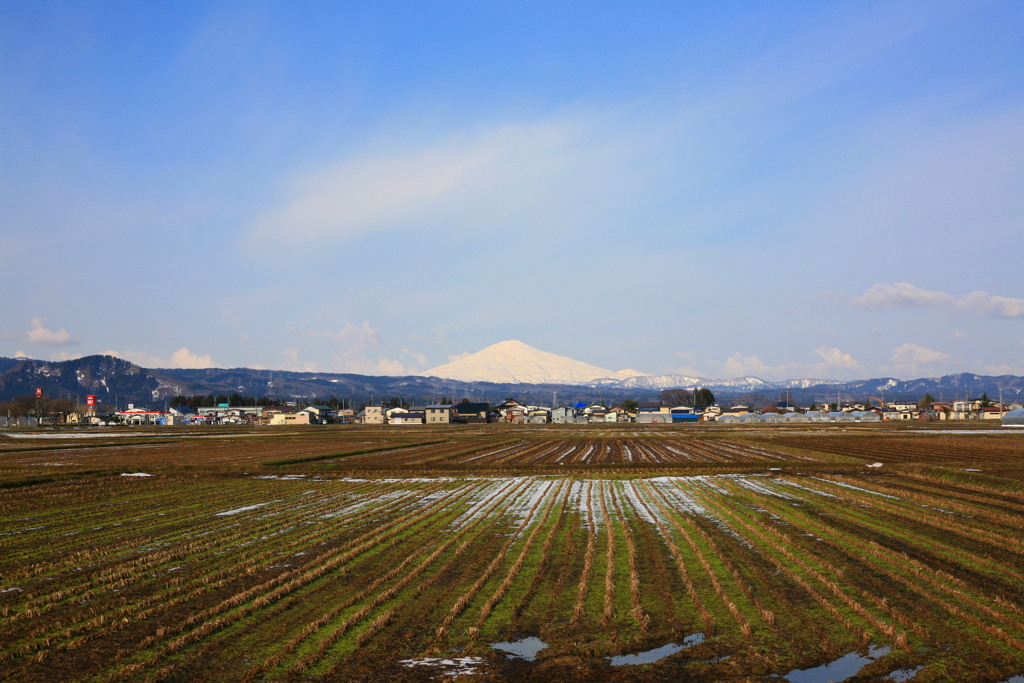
(421, 340), (647, 385)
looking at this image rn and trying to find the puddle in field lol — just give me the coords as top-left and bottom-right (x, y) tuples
(782, 645), (890, 682)
(491, 636), (548, 661)
(608, 632), (705, 666)
(1000, 676), (1024, 683)
(887, 665), (923, 681)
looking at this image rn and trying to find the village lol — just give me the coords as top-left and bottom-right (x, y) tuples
(6, 394), (1022, 428)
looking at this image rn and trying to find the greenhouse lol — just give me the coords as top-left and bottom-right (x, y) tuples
(783, 412), (809, 422)
(761, 413), (784, 424)
(1002, 408), (1024, 427)
(716, 415), (742, 424)
(804, 411), (829, 422)
(851, 411), (881, 422)
(830, 411), (854, 422)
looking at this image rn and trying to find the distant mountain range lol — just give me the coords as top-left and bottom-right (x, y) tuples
(2, 346), (1023, 409)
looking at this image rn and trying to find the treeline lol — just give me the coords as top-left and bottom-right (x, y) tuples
(658, 388), (716, 408)
(0, 395), (78, 418)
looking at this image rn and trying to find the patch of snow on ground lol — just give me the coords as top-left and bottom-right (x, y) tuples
(120, 472), (154, 477)
(447, 477), (529, 529)
(772, 478), (840, 499)
(621, 482), (658, 524)
(811, 477), (900, 499)
(507, 479), (555, 529)
(567, 480), (604, 528)
(400, 657), (486, 675)
(321, 489), (416, 518)
(734, 478), (796, 500)
(0, 525), (46, 537)
(215, 501), (280, 517)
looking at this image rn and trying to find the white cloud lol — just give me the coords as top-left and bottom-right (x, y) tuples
(374, 358), (408, 375)
(170, 347), (216, 369)
(852, 283), (1024, 318)
(99, 347), (217, 369)
(14, 350), (28, 358)
(314, 321), (385, 352)
(812, 346), (860, 372)
(281, 348), (318, 373)
(309, 320), (420, 375)
(713, 353), (781, 379)
(887, 343), (952, 374)
(979, 362), (1024, 376)
(50, 351), (86, 362)
(707, 346), (860, 381)
(102, 349), (166, 367)
(23, 318), (78, 346)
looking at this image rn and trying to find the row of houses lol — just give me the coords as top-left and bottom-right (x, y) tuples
(22, 395), (1024, 427)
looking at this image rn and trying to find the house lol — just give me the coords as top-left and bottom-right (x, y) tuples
(453, 402), (490, 423)
(425, 405), (453, 424)
(610, 406), (632, 422)
(299, 405), (332, 424)
(495, 399), (528, 422)
(269, 412), (311, 425)
(385, 407), (410, 421)
(950, 400), (979, 420)
(700, 405), (722, 422)
(527, 409), (550, 424)
(552, 406), (586, 424)
(918, 407), (948, 421)
(362, 406), (384, 424)
(390, 411), (425, 425)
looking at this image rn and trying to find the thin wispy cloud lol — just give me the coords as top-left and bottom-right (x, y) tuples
(242, 111), (655, 258)
(853, 283), (1024, 318)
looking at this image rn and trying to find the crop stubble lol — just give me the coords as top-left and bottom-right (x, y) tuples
(1, 424), (1022, 681)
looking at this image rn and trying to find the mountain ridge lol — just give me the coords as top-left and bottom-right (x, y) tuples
(2, 354), (1023, 409)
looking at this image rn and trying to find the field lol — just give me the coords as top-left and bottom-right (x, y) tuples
(1, 423), (1023, 681)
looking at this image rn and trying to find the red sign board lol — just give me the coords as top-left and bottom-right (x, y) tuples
(35, 388), (42, 398)
(86, 395), (97, 407)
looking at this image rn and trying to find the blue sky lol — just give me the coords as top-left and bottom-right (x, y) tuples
(2, 0), (1022, 381)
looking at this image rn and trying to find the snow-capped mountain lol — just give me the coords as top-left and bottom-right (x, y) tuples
(615, 375), (775, 392)
(421, 340), (647, 385)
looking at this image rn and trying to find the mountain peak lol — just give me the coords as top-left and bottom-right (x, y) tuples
(421, 341), (646, 385)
